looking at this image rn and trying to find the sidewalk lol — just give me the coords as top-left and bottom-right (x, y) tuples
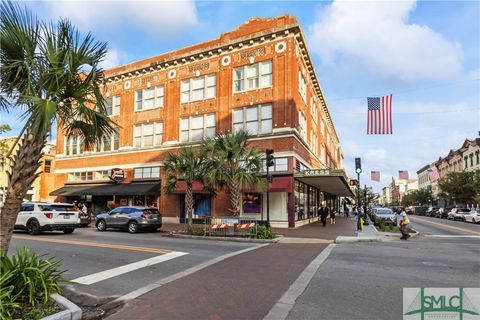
(161, 215), (357, 241)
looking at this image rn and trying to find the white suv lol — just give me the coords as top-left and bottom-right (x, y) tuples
(14, 202), (80, 235)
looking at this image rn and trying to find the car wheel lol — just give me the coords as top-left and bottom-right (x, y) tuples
(96, 220), (107, 231)
(27, 220), (40, 235)
(63, 228), (74, 234)
(128, 221), (138, 233)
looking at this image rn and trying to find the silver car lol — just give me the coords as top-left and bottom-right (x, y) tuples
(373, 208), (396, 224)
(95, 206), (162, 233)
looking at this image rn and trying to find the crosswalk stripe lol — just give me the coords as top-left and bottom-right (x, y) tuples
(71, 251), (189, 285)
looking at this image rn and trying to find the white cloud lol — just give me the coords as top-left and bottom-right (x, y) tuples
(308, 0), (464, 82)
(38, 1), (198, 39)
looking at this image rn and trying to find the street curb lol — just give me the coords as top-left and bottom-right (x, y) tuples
(334, 236), (383, 243)
(167, 232), (282, 243)
(377, 229), (420, 238)
(41, 294), (82, 320)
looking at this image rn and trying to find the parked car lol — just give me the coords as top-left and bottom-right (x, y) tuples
(464, 210), (480, 224)
(438, 207), (453, 219)
(95, 206), (162, 233)
(372, 208), (396, 224)
(452, 208), (471, 221)
(426, 207), (438, 217)
(14, 202), (80, 235)
(411, 206), (428, 216)
(447, 208), (457, 220)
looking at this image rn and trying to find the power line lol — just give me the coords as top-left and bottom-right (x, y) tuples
(327, 77), (480, 102)
(332, 107), (479, 115)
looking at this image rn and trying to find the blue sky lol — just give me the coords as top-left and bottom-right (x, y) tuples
(1, 0), (479, 193)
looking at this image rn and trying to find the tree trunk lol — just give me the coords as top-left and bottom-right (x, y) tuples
(185, 183), (194, 233)
(228, 179), (242, 216)
(0, 132), (44, 253)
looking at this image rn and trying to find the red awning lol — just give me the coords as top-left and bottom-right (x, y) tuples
(243, 176), (293, 193)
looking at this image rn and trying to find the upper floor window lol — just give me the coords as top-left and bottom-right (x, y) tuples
(95, 128), (119, 152)
(261, 157), (288, 172)
(234, 60), (272, 92)
(298, 69), (307, 102)
(476, 151), (479, 165)
(320, 120), (325, 136)
(181, 74), (216, 103)
(65, 135), (83, 156)
(134, 122), (163, 148)
(135, 86), (164, 111)
(298, 111), (307, 141)
(180, 113), (215, 143)
(44, 160), (52, 173)
(106, 95), (121, 116)
(233, 104), (272, 135)
(321, 145), (326, 162)
(68, 171), (93, 182)
(134, 167), (160, 179)
(464, 156), (468, 168)
(470, 154), (474, 166)
(310, 130), (318, 155)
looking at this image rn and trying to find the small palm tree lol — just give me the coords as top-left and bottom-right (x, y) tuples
(0, 1), (114, 253)
(163, 147), (210, 233)
(203, 129), (264, 216)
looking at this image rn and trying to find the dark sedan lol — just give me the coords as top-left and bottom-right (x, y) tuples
(95, 206), (162, 233)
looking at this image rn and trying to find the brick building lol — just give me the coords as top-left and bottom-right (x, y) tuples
(51, 15), (353, 228)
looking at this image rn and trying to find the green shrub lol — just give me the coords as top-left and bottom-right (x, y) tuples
(0, 246), (65, 319)
(256, 226), (276, 239)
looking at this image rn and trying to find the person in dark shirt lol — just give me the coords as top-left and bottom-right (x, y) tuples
(329, 207), (336, 224)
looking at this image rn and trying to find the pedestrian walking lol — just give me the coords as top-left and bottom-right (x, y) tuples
(357, 207), (363, 231)
(320, 205), (328, 227)
(399, 208), (410, 240)
(329, 207), (336, 224)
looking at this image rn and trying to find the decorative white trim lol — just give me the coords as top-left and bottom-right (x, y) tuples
(221, 55), (231, 66)
(275, 41), (287, 53)
(124, 81), (131, 90)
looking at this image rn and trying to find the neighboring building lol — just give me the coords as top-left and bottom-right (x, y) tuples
(386, 178), (418, 204)
(460, 138), (480, 172)
(0, 138), (56, 204)
(437, 149), (463, 179)
(380, 186), (391, 205)
(416, 162), (440, 203)
(51, 15), (353, 228)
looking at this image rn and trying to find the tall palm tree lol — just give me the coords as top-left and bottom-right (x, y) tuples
(202, 129), (264, 216)
(0, 1), (114, 253)
(163, 147), (211, 233)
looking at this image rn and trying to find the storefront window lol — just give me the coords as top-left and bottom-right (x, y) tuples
(243, 193), (261, 214)
(309, 187), (317, 218)
(295, 181), (307, 220)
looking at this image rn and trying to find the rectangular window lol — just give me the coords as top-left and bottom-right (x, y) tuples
(180, 74), (216, 103)
(180, 113), (216, 143)
(95, 170), (110, 180)
(68, 171), (93, 182)
(135, 86), (164, 111)
(44, 160), (52, 173)
(133, 122), (163, 148)
(275, 158), (288, 171)
(299, 70), (307, 102)
(105, 95), (121, 116)
(233, 104), (272, 135)
(233, 60), (272, 93)
(95, 129), (119, 153)
(65, 136), (83, 156)
(134, 167), (160, 179)
(298, 111), (307, 141)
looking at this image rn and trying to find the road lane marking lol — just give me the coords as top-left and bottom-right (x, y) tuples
(12, 235), (174, 254)
(264, 243), (336, 320)
(112, 244), (269, 303)
(410, 217), (480, 235)
(424, 235), (480, 238)
(71, 251), (189, 285)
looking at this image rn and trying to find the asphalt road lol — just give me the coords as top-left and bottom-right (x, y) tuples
(287, 216), (480, 320)
(10, 227), (262, 306)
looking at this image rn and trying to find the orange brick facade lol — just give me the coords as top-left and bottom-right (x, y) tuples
(53, 15), (345, 227)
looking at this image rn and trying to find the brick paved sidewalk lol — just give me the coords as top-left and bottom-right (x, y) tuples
(161, 215), (356, 241)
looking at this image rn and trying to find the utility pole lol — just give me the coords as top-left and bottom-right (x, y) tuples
(266, 149), (274, 228)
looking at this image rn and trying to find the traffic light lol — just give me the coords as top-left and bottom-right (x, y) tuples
(355, 158), (362, 174)
(266, 149), (274, 167)
(349, 179), (358, 186)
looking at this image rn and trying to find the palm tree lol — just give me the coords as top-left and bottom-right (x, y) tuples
(202, 129), (264, 216)
(163, 147), (210, 233)
(0, 1), (115, 253)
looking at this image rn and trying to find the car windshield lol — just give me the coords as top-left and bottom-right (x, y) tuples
(39, 204), (76, 212)
(458, 209), (470, 213)
(377, 209), (393, 215)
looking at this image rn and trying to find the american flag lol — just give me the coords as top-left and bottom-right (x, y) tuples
(367, 94), (393, 134)
(399, 170), (409, 179)
(427, 168), (440, 181)
(371, 171), (380, 181)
